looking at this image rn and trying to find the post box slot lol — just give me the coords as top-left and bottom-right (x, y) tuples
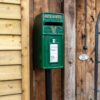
(44, 22), (63, 26)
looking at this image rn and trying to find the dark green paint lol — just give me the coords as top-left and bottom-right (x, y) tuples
(33, 12), (64, 69)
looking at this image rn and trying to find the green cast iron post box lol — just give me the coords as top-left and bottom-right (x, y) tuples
(33, 12), (64, 69)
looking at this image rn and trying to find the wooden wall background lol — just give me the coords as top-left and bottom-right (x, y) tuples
(0, 0), (30, 100)
(76, 0), (100, 100)
(30, 0), (63, 100)
(0, 1), (22, 100)
(30, 0), (100, 100)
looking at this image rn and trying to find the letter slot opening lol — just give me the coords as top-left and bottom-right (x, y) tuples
(44, 22), (63, 26)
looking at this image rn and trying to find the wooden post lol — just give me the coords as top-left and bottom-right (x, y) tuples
(21, 0), (30, 99)
(33, 1), (49, 100)
(64, 0), (76, 100)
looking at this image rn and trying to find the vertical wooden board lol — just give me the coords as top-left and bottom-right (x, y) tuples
(76, 0), (86, 100)
(33, 0), (49, 17)
(0, 36), (21, 50)
(33, 0), (49, 100)
(49, 0), (61, 13)
(85, 0), (96, 100)
(0, 51), (21, 65)
(0, 20), (21, 35)
(21, 0), (30, 99)
(35, 68), (46, 100)
(0, 80), (22, 96)
(96, 0), (100, 15)
(52, 69), (61, 100)
(29, 0), (34, 99)
(33, 0), (42, 17)
(0, 4), (21, 19)
(49, 1), (62, 100)
(0, 94), (21, 100)
(42, 0), (49, 12)
(64, 0), (76, 100)
(0, 0), (20, 4)
(0, 65), (21, 80)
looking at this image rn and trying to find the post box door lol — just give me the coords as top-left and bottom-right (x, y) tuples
(42, 35), (64, 69)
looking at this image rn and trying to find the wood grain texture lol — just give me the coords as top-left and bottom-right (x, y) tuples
(0, 51), (21, 65)
(33, 0), (49, 100)
(49, 1), (62, 100)
(0, 20), (21, 35)
(0, 0), (20, 4)
(0, 65), (21, 80)
(76, 0), (96, 100)
(21, 0), (30, 99)
(96, 0), (100, 15)
(85, 0), (96, 100)
(64, 0), (76, 100)
(0, 36), (21, 50)
(49, 0), (61, 13)
(0, 4), (21, 19)
(0, 94), (21, 100)
(76, 0), (86, 100)
(0, 80), (21, 96)
(29, 0), (34, 99)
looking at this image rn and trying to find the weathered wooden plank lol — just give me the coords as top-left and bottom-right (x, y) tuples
(0, 4), (21, 19)
(0, 94), (21, 100)
(76, 10), (87, 100)
(0, 36), (21, 50)
(49, 0), (61, 13)
(85, 0), (96, 100)
(29, 0), (34, 99)
(33, 0), (49, 100)
(64, 0), (76, 100)
(0, 51), (21, 65)
(0, 0), (20, 4)
(49, 1), (62, 100)
(21, 0), (30, 99)
(0, 20), (21, 35)
(76, 0), (85, 100)
(0, 65), (21, 80)
(0, 80), (21, 96)
(96, 0), (100, 15)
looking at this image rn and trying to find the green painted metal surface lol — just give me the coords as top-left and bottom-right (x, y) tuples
(33, 12), (64, 69)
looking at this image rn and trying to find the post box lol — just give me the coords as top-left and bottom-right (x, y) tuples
(33, 12), (64, 69)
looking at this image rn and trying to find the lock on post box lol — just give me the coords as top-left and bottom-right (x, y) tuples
(33, 12), (64, 69)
